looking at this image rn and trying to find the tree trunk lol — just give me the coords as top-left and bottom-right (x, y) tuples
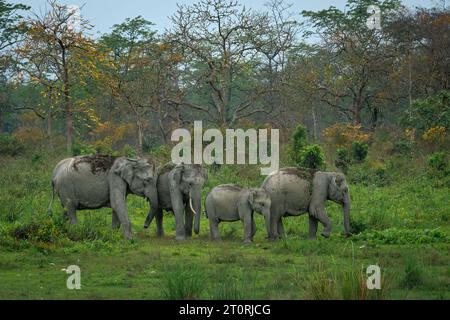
(47, 109), (53, 150)
(136, 118), (143, 156)
(64, 94), (73, 155)
(371, 106), (378, 131)
(311, 105), (317, 142)
(353, 97), (363, 125)
(62, 47), (73, 155)
(408, 51), (413, 119)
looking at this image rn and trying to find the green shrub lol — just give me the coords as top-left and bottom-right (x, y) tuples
(349, 218), (367, 234)
(9, 219), (60, 243)
(427, 152), (448, 172)
(0, 134), (24, 156)
(392, 140), (413, 155)
(122, 144), (137, 158)
(351, 141), (368, 162)
(335, 147), (351, 172)
(72, 143), (96, 156)
(95, 144), (113, 155)
(290, 124), (308, 163)
(298, 144), (325, 169)
(149, 145), (171, 163)
(31, 153), (43, 166)
(347, 163), (390, 187)
(402, 90), (450, 132)
(353, 228), (449, 245)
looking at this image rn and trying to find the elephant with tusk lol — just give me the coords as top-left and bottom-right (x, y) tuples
(144, 162), (208, 240)
(48, 155), (158, 239)
(261, 167), (351, 240)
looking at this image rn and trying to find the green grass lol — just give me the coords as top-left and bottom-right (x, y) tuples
(0, 154), (449, 299)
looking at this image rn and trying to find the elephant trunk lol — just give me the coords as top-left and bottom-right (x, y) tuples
(145, 186), (158, 211)
(191, 189), (202, 235)
(144, 186), (159, 228)
(343, 196), (351, 236)
(263, 209), (271, 239)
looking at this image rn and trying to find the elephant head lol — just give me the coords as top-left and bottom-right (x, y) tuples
(248, 188), (271, 236)
(168, 163), (208, 234)
(311, 172), (351, 236)
(112, 157), (158, 208)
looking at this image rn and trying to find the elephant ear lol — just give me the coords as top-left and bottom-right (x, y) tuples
(201, 166), (208, 181)
(170, 163), (184, 185)
(329, 175), (337, 195)
(113, 159), (135, 185)
(247, 189), (256, 207)
(335, 173), (345, 187)
(134, 159), (156, 180)
(328, 173), (347, 201)
(309, 172), (328, 217)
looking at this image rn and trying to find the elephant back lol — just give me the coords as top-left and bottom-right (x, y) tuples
(262, 167), (314, 212)
(72, 155), (118, 175)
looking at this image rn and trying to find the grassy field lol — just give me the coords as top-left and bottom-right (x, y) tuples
(0, 154), (449, 300)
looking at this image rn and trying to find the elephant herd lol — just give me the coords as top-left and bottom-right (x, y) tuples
(49, 155), (352, 242)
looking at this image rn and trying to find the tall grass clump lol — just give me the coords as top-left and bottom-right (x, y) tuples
(209, 272), (245, 300)
(305, 249), (392, 300)
(161, 265), (206, 300)
(399, 254), (425, 289)
(210, 269), (258, 300)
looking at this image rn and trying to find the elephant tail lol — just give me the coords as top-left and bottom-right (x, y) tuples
(47, 181), (55, 214)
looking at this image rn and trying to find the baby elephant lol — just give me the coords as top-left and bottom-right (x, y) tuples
(205, 184), (271, 243)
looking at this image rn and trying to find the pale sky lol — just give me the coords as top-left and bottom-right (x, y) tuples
(11, 0), (441, 37)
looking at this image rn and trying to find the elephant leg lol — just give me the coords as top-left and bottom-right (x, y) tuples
(110, 195), (132, 240)
(268, 203), (284, 240)
(251, 218), (257, 239)
(269, 213), (281, 240)
(184, 203), (194, 238)
(174, 211), (186, 240)
(67, 205), (77, 225)
(277, 218), (286, 238)
(316, 210), (331, 238)
(243, 216), (253, 243)
(144, 206), (159, 229)
(209, 217), (220, 241)
(270, 214), (281, 240)
(308, 215), (319, 239)
(155, 209), (164, 237)
(112, 210), (120, 229)
(168, 191), (186, 241)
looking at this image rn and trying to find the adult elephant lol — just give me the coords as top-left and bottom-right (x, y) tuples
(49, 155), (158, 239)
(261, 167), (351, 240)
(144, 163), (208, 240)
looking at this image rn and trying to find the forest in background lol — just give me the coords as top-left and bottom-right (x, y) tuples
(0, 0), (449, 300)
(0, 0), (448, 161)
